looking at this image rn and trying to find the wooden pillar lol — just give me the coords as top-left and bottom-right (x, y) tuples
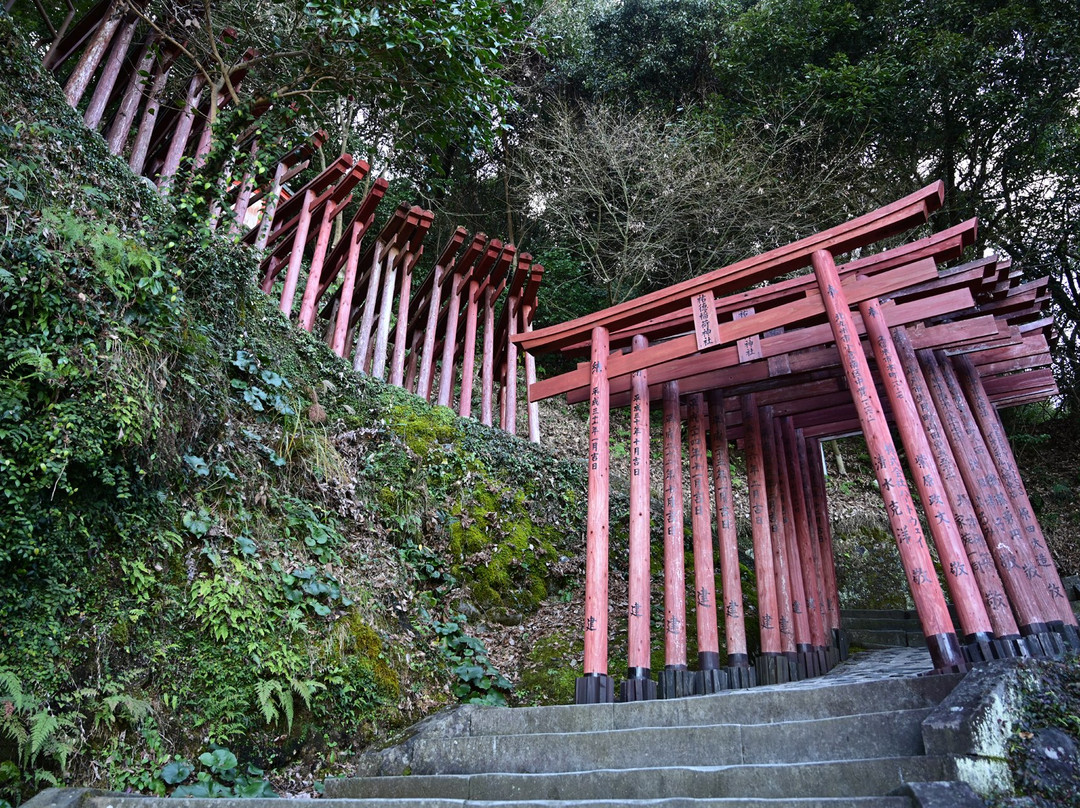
(105, 36), (155, 155)
(416, 263), (447, 401)
(390, 252), (417, 387)
(951, 353), (1079, 643)
(297, 198), (337, 330)
(253, 160), (288, 253)
(918, 348), (1055, 638)
(688, 394), (723, 691)
(504, 295), (519, 435)
(127, 54), (172, 175)
(622, 335), (656, 701)
(277, 189), (316, 317)
(759, 406), (798, 670)
(83, 15), (137, 130)
(807, 436), (842, 640)
(329, 224), (363, 357)
(156, 76), (203, 196)
(353, 241), (386, 373)
(480, 286), (496, 425)
(522, 302), (541, 443)
(230, 142), (260, 237)
(658, 380), (695, 698)
(741, 393), (783, 681)
(708, 391), (752, 686)
(458, 276), (481, 417)
(63, 3), (121, 108)
(576, 327), (614, 704)
(436, 268), (465, 407)
(860, 298), (996, 649)
(789, 424), (832, 655)
(777, 417), (826, 676)
(371, 247), (400, 380)
(811, 249), (963, 672)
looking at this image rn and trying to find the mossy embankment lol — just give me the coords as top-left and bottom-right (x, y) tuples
(0, 16), (587, 804)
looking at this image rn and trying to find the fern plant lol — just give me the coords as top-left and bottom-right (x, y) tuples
(254, 678), (324, 732)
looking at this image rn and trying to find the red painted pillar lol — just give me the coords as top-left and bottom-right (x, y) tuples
(622, 335), (656, 701)
(807, 436), (842, 640)
(436, 268), (465, 408)
(688, 394), (723, 691)
(708, 390), (751, 686)
(576, 326), (614, 704)
(83, 16), (138, 130)
(329, 224), (363, 357)
(778, 417), (826, 675)
(504, 295), (519, 436)
(951, 353), (1079, 644)
(741, 393), (784, 682)
(891, 327), (1019, 641)
(278, 189), (316, 317)
(480, 286), (496, 425)
(860, 298), (996, 650)
(787, 423), (830, 654)
(812, 249), (964, 672)
(297, 199), (337, 330)
(458, 277), (481, 417)
(353, 241), (386, 373)
(659, 380), (694, 698)
(522, 302), (541, 444)
(759, 406), (798, 671)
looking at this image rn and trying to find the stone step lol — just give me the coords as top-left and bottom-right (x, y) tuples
(847, 630), (927, 649)
(326, 757), (955, 802)
(841, 618), (923, 632)
(456, 674), (959, 738)
(390, 708), (932, 775)
(86, 797), (915, 808)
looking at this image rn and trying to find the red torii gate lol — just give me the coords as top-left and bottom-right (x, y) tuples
(513, 183), (1077, 704)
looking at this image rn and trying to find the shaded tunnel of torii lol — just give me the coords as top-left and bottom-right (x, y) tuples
(512, 182), (1079, 704)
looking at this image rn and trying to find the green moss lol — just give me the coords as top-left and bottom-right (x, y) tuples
(520, 631), (580, 704)
(345, 613), (401, 700)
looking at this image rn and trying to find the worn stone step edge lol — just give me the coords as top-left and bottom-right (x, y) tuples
(393, 707), (932, 776)
(326, 756), (955, 801)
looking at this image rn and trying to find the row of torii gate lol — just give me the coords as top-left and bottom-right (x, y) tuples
(512, 183), (1079, 703)
(17, 0), (545, 434)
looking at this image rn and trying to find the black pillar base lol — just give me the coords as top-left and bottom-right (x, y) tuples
(755, 652), (790, 685)
(575, 673), (615, 705)
(620, 674), (657, 702)
(696, 667), (729, 694)
(1020, 630), (1067, 659)
(726, 665), (756, 689)
(926, 632), (968, 674)
(1052, 621), (1080, 650)
(658, 666), (698, 699)
(832, 628), (850, 661)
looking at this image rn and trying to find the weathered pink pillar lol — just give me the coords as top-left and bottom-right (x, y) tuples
(760, 407), (800, 680)
(812, 248), (964, 673)
(658, 380), (694, 698)
(708, 390), (752, 686)
(297, 198), (338, 330)
(127, 57), (172, 176)
(576, 326), (614, 704)
(621, 335), (656, 701)
(458, 276), (481, 417)
(480, 286), (497, 425)
(416, 263), (448, 401)
(156, 76), (203, 196)
(371, 247), (400, 380)
(436, 268), (465, 407)
(63, 2), (122, 108)
(860, 297), (996, 656)
(741, 393), (784, 683)
(83, 15), (137, 130)
(329, 224), (363, 357)
(390, 252), (418, 388)
(253, 161), (288, 252)
(230, 142), (260, 237)
(891, 327), (1020, 642)
(353, 241), (386, 373)
(688, 394), (723, 691)
(522, 302), (541, 443)
(504, 295), (519, 435)
(277, 189), (316, 317)
(951, 353), (1080, 647)
(918, 348), (1055, 640)
(105, 36), (156, 155)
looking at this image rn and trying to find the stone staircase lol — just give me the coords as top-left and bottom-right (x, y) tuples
(841, 609), (930, 650)
(27, 650), (1005, 808)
